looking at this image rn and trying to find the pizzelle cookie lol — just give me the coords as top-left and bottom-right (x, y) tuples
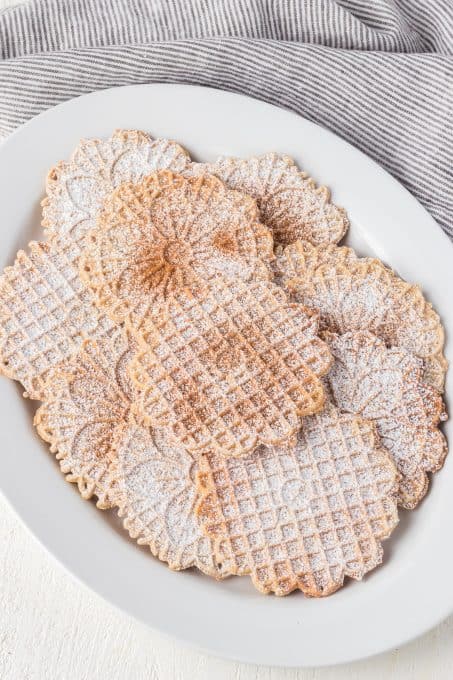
(35, 335), (231, 577)
(80, 171), (332, 456)
(1, 127), (447, 597)
(276, 241), (447, 390)
(34, 331), (133, 508)
(196, 402), (399, 597)
(273, 241), (360, 284)
(326, 331), (447, 509)
(116, 423), (232, 576)
(130, 278), (331, 455)
(42, 129), (191, 254)
(192, 152), (348, 246)
(80, 170), (274, 326)
(0, 237), (116, 399)
(5, 132), (190, 399)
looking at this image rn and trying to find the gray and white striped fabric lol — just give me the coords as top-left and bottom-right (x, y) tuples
(0, 0), (452, 237)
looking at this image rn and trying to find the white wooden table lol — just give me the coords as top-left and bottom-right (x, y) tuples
(2, 493), (453, 679)
(1, 1), (452, 676)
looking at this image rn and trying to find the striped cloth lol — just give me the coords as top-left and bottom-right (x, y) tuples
(0, 0), (452, 237)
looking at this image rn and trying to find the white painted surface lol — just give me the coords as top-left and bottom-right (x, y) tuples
(1, 0), (453, 676)
(2, 492), (453, 680)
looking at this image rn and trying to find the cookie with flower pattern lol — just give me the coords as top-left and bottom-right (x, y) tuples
(35, 335), (231, 576)
(193, 153), (348, 247)
(80, 170), (273, 326)
(81, 171), (332, 456)
(196, 402), (398, 596)
(42, 129), (191, 255)
(276, 241), (447, 390)
(326, 331), (447, 509)
(34, 332), (133, 507)
(0, 130), (191, 399)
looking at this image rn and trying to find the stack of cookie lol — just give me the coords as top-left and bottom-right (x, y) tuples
(0, 130), (447, 597)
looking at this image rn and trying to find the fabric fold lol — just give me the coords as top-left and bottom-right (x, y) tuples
(0, 0), (452, 237)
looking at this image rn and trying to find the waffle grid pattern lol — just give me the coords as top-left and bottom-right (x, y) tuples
(132, 278), (331, 456)
(194, 153), (348, 246)
(197, 404), (398, 596)
(0, 239), (117, 399)
(277, 241), (447, 390)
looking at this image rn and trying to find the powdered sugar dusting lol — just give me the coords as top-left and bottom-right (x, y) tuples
(0, 237), (117, 399)
(196, 401), (399, 596)
(34, 334), (229, 577)
(0, 128), (447, 595)
(42, 129), (191, 256)
(34, 334), (132, 508)
(326, 331), (447, 509)
(131, 276), (332, 456)
(192, 152), (349, 246)
(276, 241), (447, 390)
(80, 170), (273, 328)
(117, 424), (232, 575)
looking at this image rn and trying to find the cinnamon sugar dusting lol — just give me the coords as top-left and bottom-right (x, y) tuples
(0, 129), (447, 597)
(80, 170), (332, 456)
(80, 171), (273, 326)
(192, 152), (348, 247)
(130, 277), (332, 456)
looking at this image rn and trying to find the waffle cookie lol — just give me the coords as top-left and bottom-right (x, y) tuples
(35, 335), (230, 577)
(116, 422), (232, 576)
(34, 332), (133, 508)
(0, 237), (116, 399)
(190, 153), (349, 245)
(326, 331), (447, 509)
(130, 277), (332, 456)
(42, 129), (191, 254)
(0, 127), (448, 598)
(196, 402), (399, 596)
(80, 170), (332, 456)
(80, 171), (273, 327)
(192, 153), (348, 247)
(276, 241), (447, 390)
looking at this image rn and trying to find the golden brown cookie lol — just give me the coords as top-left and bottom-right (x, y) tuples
(196, 402), (398, 596)
(80, 170), (273, 328)
(130, 277), (332, 456)
(326, 331), (447, 509)
(80, 170), (332, 456)
(35, 335), (231, 577)
(192, 153), (348, 246)
(276, 241), (447, 390)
